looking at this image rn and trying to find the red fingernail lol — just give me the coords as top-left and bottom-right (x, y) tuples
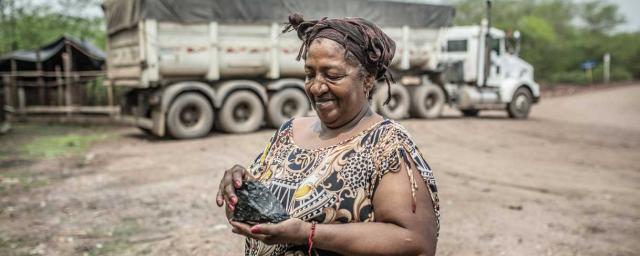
(235, 181), (242, 188)
(250, 225), (260, 234)
(228, 203), (235, 211)
(231, 197), (238, 205)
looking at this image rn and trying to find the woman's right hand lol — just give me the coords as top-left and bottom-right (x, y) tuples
(216, 164), (254, 216)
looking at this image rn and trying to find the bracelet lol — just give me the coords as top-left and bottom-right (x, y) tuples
(307, 221), (317, 256)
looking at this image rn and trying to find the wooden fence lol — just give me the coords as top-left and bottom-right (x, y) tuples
(1, 52), (118, 120)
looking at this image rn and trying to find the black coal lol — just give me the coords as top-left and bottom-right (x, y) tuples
(232, 181), (289, 224)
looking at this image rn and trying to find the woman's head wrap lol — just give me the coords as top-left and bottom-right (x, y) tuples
(283, 13), (396, 104)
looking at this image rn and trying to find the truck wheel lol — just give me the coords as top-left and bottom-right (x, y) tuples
(409, 84), (445, 119)
(375, 83), (410, 120)
(507, 87), (532, 119)
(461, 109), (480, 117)
(267, 89), (309, 128)
(219, 91), (265, 133)
(166, 92), (214, 139)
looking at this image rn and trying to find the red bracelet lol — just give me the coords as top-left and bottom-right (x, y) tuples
(307, 221), (317, 256)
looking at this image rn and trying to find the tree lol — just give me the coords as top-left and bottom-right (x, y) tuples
(451, 0), (638, 83)
(579, 0), (626, 34)
(0, 0), (105, 54)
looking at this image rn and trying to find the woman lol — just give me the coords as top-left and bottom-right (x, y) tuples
(216, 14), (439, 256)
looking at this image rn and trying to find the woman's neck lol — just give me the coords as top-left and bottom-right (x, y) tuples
(317, 103), (375, 139)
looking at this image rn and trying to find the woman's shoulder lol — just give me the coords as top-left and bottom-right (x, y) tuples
(371, 119), (415, 145)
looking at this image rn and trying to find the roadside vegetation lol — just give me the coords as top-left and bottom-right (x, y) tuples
(0, 0), (637, 86)
(454, 0), (639, 85)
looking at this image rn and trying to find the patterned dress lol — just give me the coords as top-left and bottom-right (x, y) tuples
(245, 119), (439, 256)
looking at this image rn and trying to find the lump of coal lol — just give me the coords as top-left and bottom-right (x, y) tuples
(232, 181), (289, 224)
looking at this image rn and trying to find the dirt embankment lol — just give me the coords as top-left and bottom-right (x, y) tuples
(1, 85), (639, 256)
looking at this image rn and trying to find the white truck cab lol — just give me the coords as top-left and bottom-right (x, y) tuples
(438, 23), (540, 118)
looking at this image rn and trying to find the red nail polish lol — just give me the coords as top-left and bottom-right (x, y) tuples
(228, 203), (234, 211)
(250, 225), (260, 234)
(231, 197), (238, 205)
(235, 180), (242, 188)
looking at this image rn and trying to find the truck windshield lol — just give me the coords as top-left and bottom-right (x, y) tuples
(447, 39), (467, 52)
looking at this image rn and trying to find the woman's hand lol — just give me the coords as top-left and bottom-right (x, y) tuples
(229, 219), (311, 245)
(216, 164), (255, 216)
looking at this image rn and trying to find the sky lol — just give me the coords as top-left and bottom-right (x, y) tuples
(416, 0), (640, 32)
(35, 0), (640, 32)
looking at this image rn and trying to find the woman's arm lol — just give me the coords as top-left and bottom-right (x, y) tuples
(316, 159), (437, 256)
(233, 160), (438, 256)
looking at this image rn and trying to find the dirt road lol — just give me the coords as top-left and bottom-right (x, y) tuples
(1, 85), (639, 256)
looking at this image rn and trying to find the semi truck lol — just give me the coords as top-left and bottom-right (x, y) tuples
(103, 0), (539, 139)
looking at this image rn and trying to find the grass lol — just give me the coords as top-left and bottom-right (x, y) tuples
(0, 123), (116, 195)
(0, 171), (50, 196)
(82, 218), (142, 256)
(22, 133), (106, 159)
(0, 123), (114, 161)
(0, 236), (38, 256)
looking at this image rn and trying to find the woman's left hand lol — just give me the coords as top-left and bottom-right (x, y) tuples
(230, 218), (311, 245)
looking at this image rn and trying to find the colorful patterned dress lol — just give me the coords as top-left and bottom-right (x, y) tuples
(245, 119), (439, 256)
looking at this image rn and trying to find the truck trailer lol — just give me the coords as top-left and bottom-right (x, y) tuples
(103, 0), (539, 139)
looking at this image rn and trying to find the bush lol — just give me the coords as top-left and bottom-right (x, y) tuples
(550, 71), (590, 85)
(550, 65), (633, 85)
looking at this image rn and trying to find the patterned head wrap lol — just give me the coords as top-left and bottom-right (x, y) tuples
(283, 13), (396, 104)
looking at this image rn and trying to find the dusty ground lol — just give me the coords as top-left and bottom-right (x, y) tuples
(1, 84), (639, 256)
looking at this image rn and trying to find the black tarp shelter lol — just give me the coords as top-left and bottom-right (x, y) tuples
(0, 35), (115, 117)
(0, 35), (105, 73)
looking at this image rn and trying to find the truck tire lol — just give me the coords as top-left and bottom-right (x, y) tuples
(461, 109), (480, 117)
(375, 83), (410, 120)
(507, 87), (532, 119)
(409, 84), (445, 119)
(266, 89), (309, 128)
(218, 91), (265, 133)
(166, 92), (214, 139)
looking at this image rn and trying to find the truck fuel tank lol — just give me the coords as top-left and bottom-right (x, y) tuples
(457, 85), (503, 110)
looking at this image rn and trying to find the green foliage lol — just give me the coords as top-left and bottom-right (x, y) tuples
(0, 0), (105, 54)
(452, 0), (639, 84)
(23, 133), (105, 158)
(1, 0), (637, 85)
(580, 0), (626, 34)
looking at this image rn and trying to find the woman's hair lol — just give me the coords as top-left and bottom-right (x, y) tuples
(283, 13), (396, 104)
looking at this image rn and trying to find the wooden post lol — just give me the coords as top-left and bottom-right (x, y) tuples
(11, 59), (20, 114)
(36, 49), (46, 105)
(10, 59), (17, 114)
(0, 76), (6, 124)
(63, 43), (73, 116)
(55, 65), (63, 105)
(2, 76), (10, 112)
(107, 80), (114, 117)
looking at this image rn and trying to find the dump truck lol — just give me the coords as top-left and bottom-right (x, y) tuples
(103, 0), (539, 139)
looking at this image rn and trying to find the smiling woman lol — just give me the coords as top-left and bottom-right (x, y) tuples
(216, 13), (439, 256)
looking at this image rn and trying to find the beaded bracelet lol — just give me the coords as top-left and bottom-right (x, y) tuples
(307, 221), (317, 256)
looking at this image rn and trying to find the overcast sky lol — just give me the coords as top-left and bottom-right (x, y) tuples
(39, 0), (640, 32)
(421, 0), (640, 32)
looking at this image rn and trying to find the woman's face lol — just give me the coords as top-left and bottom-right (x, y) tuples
(304, 38), (373, 128)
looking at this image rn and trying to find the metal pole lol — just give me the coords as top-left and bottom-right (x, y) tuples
(483, 0), (492, 87)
